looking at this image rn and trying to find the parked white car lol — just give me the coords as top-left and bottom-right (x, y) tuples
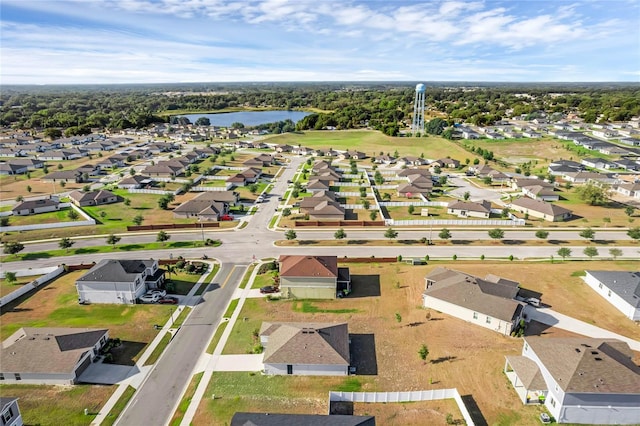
(139, 293), (160, 304)
(148, 289), (167, 298)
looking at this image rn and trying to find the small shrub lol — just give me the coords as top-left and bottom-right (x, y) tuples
(480, 254), (485, 260)
(509, 254), (514, 261)
(452, 254), (457, 260)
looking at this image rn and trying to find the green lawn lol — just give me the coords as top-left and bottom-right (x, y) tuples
(170, 372), (204, 426)
(0, 383), (115, 426)
(101, 385), (136, 426)
(250, 270), (278, 289)
(264, 130), (474, 160)
(195, 372), (373, 425)
(206, 321), (228, 354)
(3, 208), (84, 226)
(144, 332), (172, 366)
(167, 270), (207, 295)
(239, 264), (257, 289)
(222, 298), (265, 355)
(0, 275), (40, 297)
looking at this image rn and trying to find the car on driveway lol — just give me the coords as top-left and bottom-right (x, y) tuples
(260, 285), (279, 294)
(220, 214), (234, 221)
(139, 294), (160, 304)
(148, 289), (167, 298)
(158, 296), (179, 304)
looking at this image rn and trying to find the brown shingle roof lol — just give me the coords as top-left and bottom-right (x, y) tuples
(279, 255), (338, 278)
(524, 337), (640, 394)
(511, 197), (572, 217)
(260, 322), (349, 366)
(1, 327), (107, 374)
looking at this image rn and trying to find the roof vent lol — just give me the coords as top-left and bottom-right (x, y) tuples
(591, 351), (599, 355)
(594, 357), (603, 361)
(575, 348), (581, 353)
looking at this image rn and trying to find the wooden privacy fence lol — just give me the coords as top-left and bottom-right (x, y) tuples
(127, 223), (220, 231)
(295, 220), (385, 227)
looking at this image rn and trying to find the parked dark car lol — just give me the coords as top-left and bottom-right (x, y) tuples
(158, 296), (179, 304)
(260, 285), (279, 294)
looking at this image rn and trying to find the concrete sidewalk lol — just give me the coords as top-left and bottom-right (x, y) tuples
(90, 262), (214, 425)
(528, 307), (640, 351)
(180, 261), (263, 426)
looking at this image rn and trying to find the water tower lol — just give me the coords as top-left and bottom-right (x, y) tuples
(412, 83), (426, 136)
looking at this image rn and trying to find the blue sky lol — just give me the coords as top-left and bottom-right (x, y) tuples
(1, 0), (639, 84)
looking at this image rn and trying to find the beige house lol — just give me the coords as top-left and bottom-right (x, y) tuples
(423, 267), (526, 336)
(447, 200), (492, 218)
(278, 255), (350, 299)
(510, 197), (572, 222)
(69, 190), (118, 207)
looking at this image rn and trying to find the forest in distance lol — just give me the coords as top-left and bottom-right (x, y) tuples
(1, 81), (639, 137)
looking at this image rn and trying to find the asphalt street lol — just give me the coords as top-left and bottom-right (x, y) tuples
(115, 263), (247, 426)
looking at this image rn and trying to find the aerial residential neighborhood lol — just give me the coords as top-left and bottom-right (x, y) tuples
(2, 93), (639, 425)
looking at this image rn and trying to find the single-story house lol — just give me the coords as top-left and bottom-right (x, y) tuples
(0, 327), (109, 385)
(563, 171), (616, 185)
(0, 397), (22, 426)
(142, 163), (184, 178)
(117, 175), (153, 189)
(510, 197), (572, 222)
(397, 156), (426, 167)
(374, 154), (396, 165)
(69, 189), (119, 207)
(432, 158), (460, 169)
(76, 259), (165, 304)
(396, 168), (431, 179)
(41, 170), (86, 183)
(173, 199), (228, 221)
(11, 197), (61, 216)
(522, 185), (559, 201)
(583, 271), (640, 321)
(230, 413), (375, 426)
(5, 158), (44, 170)
(339, 150), (366, 160)
(423, 267), (526, 336)
(260, 322), (350, 376)
(505, 337), (640, 424)
(278, 255), (350, 299)
(306, 179), (331, 193)
(192, 190), (240, 205)
(0, 163), (29, 176)
(615, 183), (640, 199)
(447, 200), (492, 218)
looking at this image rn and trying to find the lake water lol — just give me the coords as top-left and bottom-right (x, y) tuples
(179, 110), (311, 127)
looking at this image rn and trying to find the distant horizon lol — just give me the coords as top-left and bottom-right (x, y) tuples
(1, 0), (638, 84)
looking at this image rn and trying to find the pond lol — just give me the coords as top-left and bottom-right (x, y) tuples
(178, 110), (311, 127)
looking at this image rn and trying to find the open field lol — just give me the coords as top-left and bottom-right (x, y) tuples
(265, 130), (479, 161)
(202, 260), (639, 425)
(0, 383), (114, 426)
(0, 270), (175, 354)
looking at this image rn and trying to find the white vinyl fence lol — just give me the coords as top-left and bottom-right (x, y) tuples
(329, 389), (474, 426)
(388, 218), (525, 226)
(0, 203), (95, 232)
(0, 266), (65, 308)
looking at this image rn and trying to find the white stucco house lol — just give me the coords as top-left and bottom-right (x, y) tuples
(260, 322), (350, 376)
(422, 268), (528, 336)
(75, 259), (165, 304)
(505, 337), (640, 424)
(583, 271), (640, 321)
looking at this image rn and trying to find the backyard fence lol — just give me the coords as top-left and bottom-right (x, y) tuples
(329, 389), (474, 426)
(0, 203), (95, 232)
(379, 201), (447, 207)
(388, 218), (524, 227)
(295, 220), (385, 227)
(127, 188), (175, 195)
(0, 266), (65, 308)
(192, 185), (233, 192)
(127, 222), (220, 231)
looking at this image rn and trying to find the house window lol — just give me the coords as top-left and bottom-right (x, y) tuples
(2, 407), (14, 423)
(14, 373), (21, 381)
(486, 316), (492, 324)
(524, 343), (528, 352)
(608, 290), (612, 297)
(0, 373), (4, 380)
(287, 365), (293, 375)
(550, 397), (556, 408)
(473, 312), (478, 320)
(598, 283), (603, 289)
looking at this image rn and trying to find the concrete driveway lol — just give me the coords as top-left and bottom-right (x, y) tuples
(447, 175), (507, 204)
(79, 362), (140, 385)
(209, 354), (263, 372)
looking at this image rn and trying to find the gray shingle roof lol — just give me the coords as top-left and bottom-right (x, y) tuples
(76, 259), (156, 283)
(585, 270), (640, 308)
(230, 413), (375, 426)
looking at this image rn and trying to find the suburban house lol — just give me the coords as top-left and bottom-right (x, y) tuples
(583, 271), (640, 321)
(396, 168), (431, 179)
(11, 197), (61, 216)
(422, 267), (526, 336)
(172, 197), (228, 221)
(0, 397), (22, 426)
(432, 158), (460, 169)
(192, 190), (240, 206)
(143, 162), (184, 178)
(278, 255), (351, 299)
(397, 156), (426, 167)
(0, 327), (109, 385)
(76, 259), (165, 304)
(298, 191), (345, 221)
(615, 183), (640, 199)
(306, 179), (331, 193)
(521, 184), (559, 202)
(117, 174), (153, 189)
(69, 189), (119, 207)
(447, 200), (492, 218)
(505, 337), (640, 424)
(230, 413), (375, 426)
(260, 322), (350, 376)
(563, 171), (616, 185)
(41, 170), (86, 183)
(510, 197), (572, 222)
(0, 163), (29, 176)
